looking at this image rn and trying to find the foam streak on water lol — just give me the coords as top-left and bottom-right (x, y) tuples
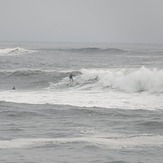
(0, 90), (162, 110)
(1, 134), (163, 149)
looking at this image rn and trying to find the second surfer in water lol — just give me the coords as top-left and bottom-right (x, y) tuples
(12, 86), (16, 90)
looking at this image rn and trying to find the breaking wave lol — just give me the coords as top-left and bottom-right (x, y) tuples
(0, 67), (163, 109)
(0, 47), (37, 56)
(51, 67), (163, 93)
(0, 67), (163, 93)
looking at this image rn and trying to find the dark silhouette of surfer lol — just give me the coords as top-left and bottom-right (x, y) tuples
(12, 86), (16, 90)
(69, 74), (74, 82)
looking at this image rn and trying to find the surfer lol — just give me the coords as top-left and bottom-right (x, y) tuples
(12, 86), (16, 90)
(69, 74), (74, 82)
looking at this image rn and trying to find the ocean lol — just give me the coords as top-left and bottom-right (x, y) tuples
(0, 42), (163, 163)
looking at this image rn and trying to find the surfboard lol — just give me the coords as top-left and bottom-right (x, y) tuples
(67, 82), (73, 87)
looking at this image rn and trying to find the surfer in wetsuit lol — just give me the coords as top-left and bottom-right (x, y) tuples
(12, 86), (16, 90)
(69, 74), (74, 82)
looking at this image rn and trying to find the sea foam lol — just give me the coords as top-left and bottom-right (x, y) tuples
(0, 47), (37, 56)
(0, 134), (163, 149)
(73, 67), (163, 93)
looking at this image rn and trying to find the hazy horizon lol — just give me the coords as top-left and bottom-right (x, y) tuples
(1, 0), (163, 44)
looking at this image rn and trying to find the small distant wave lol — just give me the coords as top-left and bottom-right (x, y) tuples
(55, 47), (125, 54)
(0, 47), (37, 56)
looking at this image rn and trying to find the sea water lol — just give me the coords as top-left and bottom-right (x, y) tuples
(0, 42), (163, 163)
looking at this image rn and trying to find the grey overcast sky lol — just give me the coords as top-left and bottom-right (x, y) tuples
(0, 0), (163, 43)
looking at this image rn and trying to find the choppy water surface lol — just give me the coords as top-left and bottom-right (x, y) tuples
(0, 42), (163, 163)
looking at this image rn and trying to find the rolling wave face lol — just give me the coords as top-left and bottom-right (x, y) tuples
(0, 70), (68, 90)
(0, 47), (37, 56)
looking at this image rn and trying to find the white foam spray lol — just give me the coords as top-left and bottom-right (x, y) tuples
(0, 47), (37, 56)
(69, 67), (163, 93)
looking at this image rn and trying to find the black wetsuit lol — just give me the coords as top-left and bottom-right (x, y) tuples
(69, 74), (73, 82)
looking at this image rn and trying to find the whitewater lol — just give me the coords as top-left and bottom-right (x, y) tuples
(0, 42), (163, 163)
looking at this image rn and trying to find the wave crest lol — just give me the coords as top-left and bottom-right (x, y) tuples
(0, 47), (37, 56)
(82, 67), (163, 93)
